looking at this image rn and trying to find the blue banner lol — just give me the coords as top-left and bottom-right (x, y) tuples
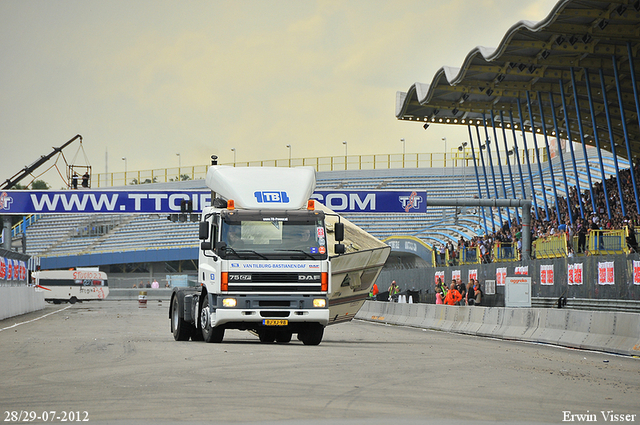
(0, 190), (212, 214)
(0, 189), (427, 214)
(312, 190), (426, 213)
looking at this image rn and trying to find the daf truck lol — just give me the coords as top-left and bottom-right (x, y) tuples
(170, 163), (347, 345)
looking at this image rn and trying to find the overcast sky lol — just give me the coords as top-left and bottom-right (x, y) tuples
(0, 0), (559, 187)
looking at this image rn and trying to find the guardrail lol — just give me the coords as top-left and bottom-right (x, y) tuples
(533, 234), (567, 258)
(92, 149), (538, 188)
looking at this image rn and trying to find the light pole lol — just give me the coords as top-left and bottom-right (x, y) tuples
(442, 137), (447, 167)
(400, 138), (405, 168)
(176, 153), (181, 177)
(121, 157), (127, 185)
(286, 144), (292, 167)
(231, 148), (236, 167)
(342, 141), (347, 170)
(458, 142), (468, 195)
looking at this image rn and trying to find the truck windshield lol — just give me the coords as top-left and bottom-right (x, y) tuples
(219, 211), (327, 260)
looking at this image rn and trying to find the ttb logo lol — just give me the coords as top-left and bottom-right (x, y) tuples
(254, 191), (290, 203)
(398, 191), (423, 212)
(0, 192), (13, 211)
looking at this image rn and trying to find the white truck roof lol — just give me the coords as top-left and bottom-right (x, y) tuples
(205, 165), (316, 210)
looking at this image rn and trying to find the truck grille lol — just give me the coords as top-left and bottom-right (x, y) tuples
(227, 272), (322, 292)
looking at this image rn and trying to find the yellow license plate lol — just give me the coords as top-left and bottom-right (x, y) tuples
(263, 319), (288, 326)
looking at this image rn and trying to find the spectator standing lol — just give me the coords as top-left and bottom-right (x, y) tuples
(466, 279), (475, 306)
(444, 282), (462, 305)
(388, 280), (400, 302)
(455, 279), (466, 306)
(474, 281), (483, 306)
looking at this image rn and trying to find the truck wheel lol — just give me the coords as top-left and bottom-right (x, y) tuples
(171, 296), (193, 341)
(275, 331), (292, 343)
(258, 330), (276, 343)
(200, 296), (224, 343)
(69, 297), (77, 304)
(300, 324), (324, 346)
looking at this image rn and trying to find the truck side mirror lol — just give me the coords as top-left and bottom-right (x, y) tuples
(334, 222), (344, 242)
(198, 221), (209, 240)
(334, 243), (345, 254)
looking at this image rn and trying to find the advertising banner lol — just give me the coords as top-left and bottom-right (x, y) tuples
(1, 189), (429, 215)
(568, 263), (583, 285)
(468, 269), (477, 282)
(540, 264), (554, 285)
(598, 261), (615, 285)
(496, 267), (507, 286)
(515, 266), (528, 275)
(634, 261), (640, 285)
(312, 190), (427, 213)
(452, 270), (461, 281)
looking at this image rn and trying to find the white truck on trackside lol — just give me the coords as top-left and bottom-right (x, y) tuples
(169, 161), (346, 345)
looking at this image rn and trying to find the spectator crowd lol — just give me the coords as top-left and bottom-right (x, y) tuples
(434, 162), (639, 264)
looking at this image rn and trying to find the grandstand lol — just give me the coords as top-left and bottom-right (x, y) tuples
(15, 143), (627, 262)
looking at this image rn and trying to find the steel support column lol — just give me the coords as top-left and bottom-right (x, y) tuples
(468, 124), (489, 234)
(570, 67), (597, 214)
(491, 110), (511, 227)
(517, 97), (539, 219)
(548, 92), (574, 225)
(482, 114), (503, 226)
(476, 125), (495, 229)
(501, 111), (520, 225)
(619, 49), (640, 215)
(526, 91), (550, 219)
(537, 91), (561, 223)
(583, 67), (611, 219)
(559, 78), (584, 218)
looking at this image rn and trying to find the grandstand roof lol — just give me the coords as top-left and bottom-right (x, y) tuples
(396, 0), (640, 162)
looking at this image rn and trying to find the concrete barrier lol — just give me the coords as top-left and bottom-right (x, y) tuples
(356, 301), (640, 357)
(0, 286), (46, 321)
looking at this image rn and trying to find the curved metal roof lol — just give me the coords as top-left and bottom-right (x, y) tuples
(396, 0), (640, 161)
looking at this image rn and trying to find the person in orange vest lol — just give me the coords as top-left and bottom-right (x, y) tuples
(444, 282), (462, 305)
(369, 283), (379, 300)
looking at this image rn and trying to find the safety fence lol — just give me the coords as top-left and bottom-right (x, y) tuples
(92, 149), (539, 188)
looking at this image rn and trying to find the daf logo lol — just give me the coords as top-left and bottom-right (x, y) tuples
(298, 274), (319, 281)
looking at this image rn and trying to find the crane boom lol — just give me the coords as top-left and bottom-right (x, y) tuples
(1, 134), (82, 190)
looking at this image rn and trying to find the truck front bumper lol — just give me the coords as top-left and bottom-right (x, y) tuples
(209, 294), (329, 329)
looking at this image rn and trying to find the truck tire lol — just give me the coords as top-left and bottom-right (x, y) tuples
(200, 296), (224, 343)
(300, 324), (324, 346)
(171, 296), (193, 341)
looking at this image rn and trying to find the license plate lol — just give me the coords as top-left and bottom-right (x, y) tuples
(263, 319), (288, 326)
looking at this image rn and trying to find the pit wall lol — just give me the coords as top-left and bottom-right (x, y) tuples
(0, 287), (46, 321)
(355, 301), (640, 357)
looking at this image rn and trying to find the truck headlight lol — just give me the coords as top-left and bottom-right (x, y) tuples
(313, 298), (326, 308)
(222, 298), (237, 307)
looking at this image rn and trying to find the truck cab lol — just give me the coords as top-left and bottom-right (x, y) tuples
(170, 164), (343, 345)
